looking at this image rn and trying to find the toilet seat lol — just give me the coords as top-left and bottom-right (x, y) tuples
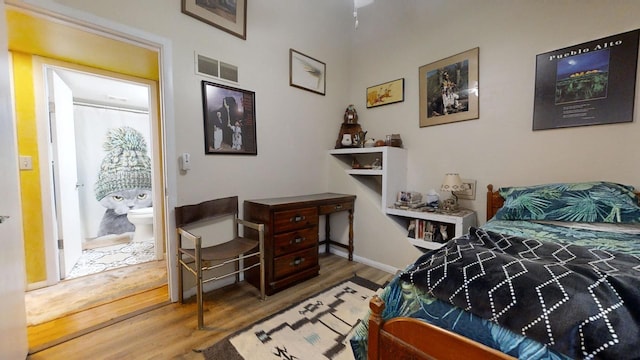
(127, 207), (154, 242)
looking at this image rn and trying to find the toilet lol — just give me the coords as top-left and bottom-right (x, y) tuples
(127, 207), (154, 242)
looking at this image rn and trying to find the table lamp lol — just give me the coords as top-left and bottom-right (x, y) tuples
(441, 173), (465, 211)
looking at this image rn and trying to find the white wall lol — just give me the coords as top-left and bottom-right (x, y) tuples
(40, 0), (640, 272)
(339, 1), (640, 268)
(50, 0), (354, 207)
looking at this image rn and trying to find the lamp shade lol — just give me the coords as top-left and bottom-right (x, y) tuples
(441, 173), (465, 192)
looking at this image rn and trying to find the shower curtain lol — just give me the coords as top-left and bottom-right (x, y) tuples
(73, 104), (151, 240)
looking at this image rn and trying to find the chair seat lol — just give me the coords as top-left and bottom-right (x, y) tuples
(179, 237), (258, 261)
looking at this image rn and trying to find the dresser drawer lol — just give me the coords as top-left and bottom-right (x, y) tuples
(319, 201), (353, 215)
(273, 247), (318, 280)
(273, 207), (318, 232)
(274, 227), (318, 257)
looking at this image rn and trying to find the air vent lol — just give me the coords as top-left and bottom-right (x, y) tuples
(196, 53), (238, 83)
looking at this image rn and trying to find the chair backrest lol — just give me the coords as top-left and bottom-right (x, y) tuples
(175, 196), (239, 228)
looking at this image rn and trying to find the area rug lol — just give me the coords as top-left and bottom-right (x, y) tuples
(67, 239), (155, 279)
(203, 277), (381, 360)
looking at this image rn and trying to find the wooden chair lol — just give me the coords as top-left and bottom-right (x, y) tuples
(175, 196), (265, 330)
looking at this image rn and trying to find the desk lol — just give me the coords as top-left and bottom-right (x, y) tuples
(244, 193), (356, 295)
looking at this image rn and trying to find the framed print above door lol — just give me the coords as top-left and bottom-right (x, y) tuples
(202, 81), (257, 155)
(182, 0), (247, 40)
(419, 47), (479, 127)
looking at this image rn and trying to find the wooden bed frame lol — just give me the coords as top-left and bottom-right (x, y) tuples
(368, 183), (640, 359)
(367, 184), (513, 360)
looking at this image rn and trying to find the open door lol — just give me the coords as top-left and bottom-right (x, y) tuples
(0, 2), (28, 357)
(48, 69), (83, 279)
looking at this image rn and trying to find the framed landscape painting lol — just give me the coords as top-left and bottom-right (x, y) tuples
(182, 0), (247, 40)
(366, 78), (404, 108)
(201, 81), (257, 155)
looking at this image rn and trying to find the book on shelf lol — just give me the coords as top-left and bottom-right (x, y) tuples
(408, 219), (452, 243)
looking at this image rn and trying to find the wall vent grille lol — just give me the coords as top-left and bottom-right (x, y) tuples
(196, 53), (238, 83)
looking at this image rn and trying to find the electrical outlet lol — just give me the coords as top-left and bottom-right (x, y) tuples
(19, 156), (33, 170)
(454, 179), (476, 200)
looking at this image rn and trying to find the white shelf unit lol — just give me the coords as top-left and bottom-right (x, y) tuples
(329, 146), (407, 211)
(386, 208), (477, 251)
(329, 146), (477, 251)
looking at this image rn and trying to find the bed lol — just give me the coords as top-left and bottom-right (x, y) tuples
(351, 182), (640, 360)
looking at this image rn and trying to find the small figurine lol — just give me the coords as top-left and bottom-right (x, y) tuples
(344, 104), (358, 124)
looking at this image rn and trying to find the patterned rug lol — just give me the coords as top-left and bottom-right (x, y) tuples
(67, 239), (155, 279)
(203, 277), (381, 360)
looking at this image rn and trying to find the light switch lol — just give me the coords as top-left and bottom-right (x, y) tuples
(19, 156), (33, 170)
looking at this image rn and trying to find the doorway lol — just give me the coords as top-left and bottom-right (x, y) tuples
(24, 59), (167, 329)
(31, 58), (165, 286)
(45, 65), (161, 280)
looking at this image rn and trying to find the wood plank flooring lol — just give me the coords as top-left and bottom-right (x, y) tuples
(27, 254), (394, 360)
(26, 259), (167, 326)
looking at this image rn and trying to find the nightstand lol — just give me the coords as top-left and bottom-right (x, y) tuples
(386, 207), (476, 251)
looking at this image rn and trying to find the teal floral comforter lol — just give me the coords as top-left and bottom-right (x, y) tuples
(350, 220), (640, 360)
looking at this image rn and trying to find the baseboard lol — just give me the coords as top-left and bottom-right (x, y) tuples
(319, 247), (399, 275)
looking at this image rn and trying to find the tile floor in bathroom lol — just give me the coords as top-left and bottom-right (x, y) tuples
(67, 238), (155, 279)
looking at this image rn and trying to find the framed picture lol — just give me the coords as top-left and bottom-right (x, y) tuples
(533, 29), (639, 130)
(289, 49), (326, 95)
(366, 78), (404, 108)
(182, 0), (247, 40)
(419, 47), (479, 127)
(201, 81), (257, 155)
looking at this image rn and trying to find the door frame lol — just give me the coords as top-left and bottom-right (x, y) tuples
(33, 60), (165, 285)
(0, 1), (28, 357)
(11, 0), (179, 301)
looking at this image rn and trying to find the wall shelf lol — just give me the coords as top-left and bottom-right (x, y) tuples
(329, 146), (477, 251)
(329, 146), (407, 211)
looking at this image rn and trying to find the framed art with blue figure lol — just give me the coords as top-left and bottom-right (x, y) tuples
(201, 81), (257, 155)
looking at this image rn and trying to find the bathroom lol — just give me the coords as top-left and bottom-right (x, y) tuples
(52, 67), (158, 279)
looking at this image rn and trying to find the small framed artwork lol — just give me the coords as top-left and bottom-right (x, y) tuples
(533, 29), (639, 130)
(201, 81), (257, 155)
(182, 0), (247, 40)
(289, 49), (326, 95)
(419, 47), (479, 127)
(453, 179), (476, 200)
(366, 78), (405, 108)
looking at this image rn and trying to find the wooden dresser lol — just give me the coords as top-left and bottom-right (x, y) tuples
(243, 193), (356, 295)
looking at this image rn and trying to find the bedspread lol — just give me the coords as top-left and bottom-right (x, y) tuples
(401, 227), (640, 359)
(350, 220), (640, 360)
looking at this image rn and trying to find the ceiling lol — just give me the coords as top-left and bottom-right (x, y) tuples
(54, 68), (150, 111)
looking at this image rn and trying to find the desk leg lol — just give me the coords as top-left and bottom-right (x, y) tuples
(348, 209), (353, 261)
(325, 213), (331, 254)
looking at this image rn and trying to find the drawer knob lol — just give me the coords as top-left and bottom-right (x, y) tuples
(290, 236), (305, 245)
(290, 215), (306, 222)
(291, 257), (305, 266)
(335, 204), (343, 210)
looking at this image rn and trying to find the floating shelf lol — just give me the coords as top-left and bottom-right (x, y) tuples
(329, 146), (407, 211)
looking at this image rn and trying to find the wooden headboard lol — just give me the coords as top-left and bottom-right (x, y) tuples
(486, 184), (640, 222)
(486, 184), (503, 221)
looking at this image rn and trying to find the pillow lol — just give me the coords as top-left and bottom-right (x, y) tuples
(494, 182), (640, 223)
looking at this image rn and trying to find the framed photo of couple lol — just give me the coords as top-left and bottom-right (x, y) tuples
(201, 81), (257, 155)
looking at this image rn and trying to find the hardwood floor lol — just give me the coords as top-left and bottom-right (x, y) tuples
(27, 254), (394, 359)
(26, 260), (167, 326)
